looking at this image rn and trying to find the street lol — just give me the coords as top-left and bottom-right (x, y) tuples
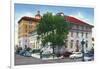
(15, 54), (82, 65)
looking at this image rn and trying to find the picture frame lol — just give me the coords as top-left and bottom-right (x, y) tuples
(10, 0), (95, 69)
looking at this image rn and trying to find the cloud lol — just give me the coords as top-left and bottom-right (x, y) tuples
(15, 12), (34, 23)
(69, 12), (94, 37)
(69, 12), (93, 25)
(76, 12), (84, 19)
(15, 12), (34, 31)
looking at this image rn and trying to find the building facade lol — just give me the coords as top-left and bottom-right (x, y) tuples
(65, 27), (92, 52)
(18, 12), (41, 49)
(18, 11), (93, 52)
(64, 16), (93, 52)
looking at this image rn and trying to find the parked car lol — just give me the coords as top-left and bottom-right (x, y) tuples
(84, 53), (94, 61)
(24, 51), (32, 57)
(84, 56), (93, 61)
(69, 52), (82, 58)
(19, 50), (32, 57)
(19, 50), (26, 56)
(62, 51), (72, 58)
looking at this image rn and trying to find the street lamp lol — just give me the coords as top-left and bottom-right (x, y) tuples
(81, 39), (85, 61)
(40, 43), (43, 59)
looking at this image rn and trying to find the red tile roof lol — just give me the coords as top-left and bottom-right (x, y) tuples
(65, 16), (93, 27)
(18, 16), (93, 27)
(18, 16), (40, 24)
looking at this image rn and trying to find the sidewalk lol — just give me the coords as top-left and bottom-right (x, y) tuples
(31, 53), (40, 58)
(31, 53), (64, 60)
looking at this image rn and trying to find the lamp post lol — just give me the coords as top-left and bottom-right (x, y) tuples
(81, 39), (85, 61)
(40, 44), (43, 59)
(40, 50), (43, 59)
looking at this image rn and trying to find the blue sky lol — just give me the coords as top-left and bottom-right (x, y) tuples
(15, 3), (94, 24)
(14, 3), (94, 44)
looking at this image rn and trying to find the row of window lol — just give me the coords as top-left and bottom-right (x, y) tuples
(32, 43), (40, 49)
(72, 25), (91, 31)
(19, 25), (35, 34)
(71, 31), (88, 38)
(65, 40), (88, 49)
(19, 40), (40, 49)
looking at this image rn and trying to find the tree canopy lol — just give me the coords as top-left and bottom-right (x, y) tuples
(37, 12), (71, 47)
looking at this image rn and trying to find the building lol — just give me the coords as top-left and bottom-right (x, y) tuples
(29, 32), (41, 49)
(64, 16), (93, 52)
(18, 11), (93, 52)
(18, 11), (41, 49)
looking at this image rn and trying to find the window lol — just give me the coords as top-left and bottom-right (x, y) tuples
(76, 40), (79, 46)
(25, 45), (27, 49)
(81, 26), (84, 30)
(65, 40), (68, 48)
(29, 20), (32, 24)
(19, 41), (21, 46)
(86, 33), (88, 38)
(86, 26), (88, 30)
(25, 25), (27, 29)
(76, 25), (79, 29)
(29, 25), (32, 29)
(25, 25), (27, 32)
(70, 40), (73, 48)
(84, 26), (86, 30)
(33, 43), (35, 48)
(81, 32), (84, 37)
(86, 40), (88, 48)
(25, 29), (27, 32)
(76, 40), (79, 52)
(25, 40), (27, 43)
(76, 32), (79, 37)
(71, 32), (73, 37)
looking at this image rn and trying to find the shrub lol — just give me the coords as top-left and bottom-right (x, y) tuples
(32, 49), (40, 53)
(26, 47), (31, 51)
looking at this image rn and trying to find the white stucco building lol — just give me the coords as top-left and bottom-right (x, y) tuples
(28, 16), (93, 53)
(29, 32), (41, 49)
(64, 16), (93, 52)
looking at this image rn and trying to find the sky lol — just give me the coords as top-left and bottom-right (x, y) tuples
(14, 3), (94, 45)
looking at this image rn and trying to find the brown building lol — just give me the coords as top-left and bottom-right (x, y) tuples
(18, 11), (41, 49)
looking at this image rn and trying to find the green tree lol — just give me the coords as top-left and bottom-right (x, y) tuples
(37, 12), (71, 58)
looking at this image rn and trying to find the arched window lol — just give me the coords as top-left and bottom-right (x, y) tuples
(86, 33), (88, 38)
(81, 32), (84, 37)
(65, 40), (68, 48)
(86, 40), (88, 48)
(76, 32), (79, 37)
(70, 40), (73, 48)
(71, 32), (73, 37)
(76, 40), (79, 52)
